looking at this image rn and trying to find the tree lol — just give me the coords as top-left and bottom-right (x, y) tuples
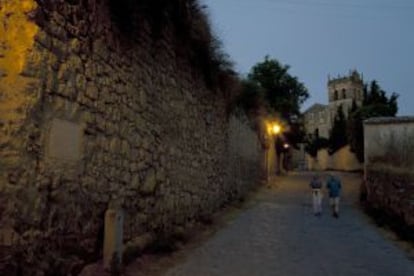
(247, 56), (309, 120)
(347, 109), (364, 162)
(284, 119), (306, 148)
(240, 56), (309, 150)
(329, 105), (348, 154)
(304, 135), (329, 158)
(347, 80), (399, 162)
(363, 80), (399, 114)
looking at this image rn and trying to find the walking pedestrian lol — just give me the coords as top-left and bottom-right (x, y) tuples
(309, 174), (323, 216)
(326, 173), (342, 218)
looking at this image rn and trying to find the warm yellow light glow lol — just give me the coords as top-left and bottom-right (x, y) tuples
(265, 121), (283, 136)
(272, 124), (281, 135)
(0, 0), (39, 121)
(0, 0), (39, 82)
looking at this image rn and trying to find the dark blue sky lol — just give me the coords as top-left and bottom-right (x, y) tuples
(201, 0), (414, 115)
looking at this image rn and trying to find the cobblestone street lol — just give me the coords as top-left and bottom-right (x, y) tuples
(127, 172), (414, 276)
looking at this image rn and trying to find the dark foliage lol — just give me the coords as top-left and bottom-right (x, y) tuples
(107, 0), (235, 92)
(236, 56), (309, 147)
(246, 56), (309, 120)
(347, 109), (364, 162)
(347, 80), (399, 162)
(329, 105), (348, 154)
(304, 135), (329, 158)
(284, 119), (306, 149)
(234, 79), (265, 117)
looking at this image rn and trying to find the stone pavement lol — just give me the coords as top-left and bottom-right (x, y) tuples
(127, 172), (414, 276)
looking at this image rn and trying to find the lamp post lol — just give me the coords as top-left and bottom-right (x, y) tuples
(269, 122), (282, 175)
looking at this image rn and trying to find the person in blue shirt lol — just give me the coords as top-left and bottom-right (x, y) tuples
(326, 173), (342, 218)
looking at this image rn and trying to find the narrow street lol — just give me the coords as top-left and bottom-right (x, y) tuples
(127, 172), (414, 276)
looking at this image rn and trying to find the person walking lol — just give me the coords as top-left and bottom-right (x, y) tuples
(310, 174), (323, 216)
(326, 173), (342, 218)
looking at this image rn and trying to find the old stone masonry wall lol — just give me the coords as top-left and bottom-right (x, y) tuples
(364, 117), (414, 236)
(0, 0), (263, 274)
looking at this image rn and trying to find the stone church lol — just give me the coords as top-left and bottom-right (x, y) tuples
(304, 70), (364, 138)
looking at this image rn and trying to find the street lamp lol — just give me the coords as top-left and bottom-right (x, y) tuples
(272, 124), (281, 135)
(266, 122), (283, 175)
(267, 122), (282, 136)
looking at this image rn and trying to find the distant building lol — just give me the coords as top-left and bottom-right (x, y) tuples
(304, 70), (364, 138)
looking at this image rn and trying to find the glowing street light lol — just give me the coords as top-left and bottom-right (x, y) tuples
(283, 143), (290, 149)
(272, 123), (281, 135)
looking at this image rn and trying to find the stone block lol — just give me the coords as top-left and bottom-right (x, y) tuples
(123, 232), (154, 255)
(140, 169), (157, 195)
(35, 30), (53, 49)
(46, 118), (83, 162)
(103, 208), (124, 270)
(85, 83), (98, 99)
(0, 227), (20, 246)
(121, 140), (130, 155)
(109, 138), (121, 153)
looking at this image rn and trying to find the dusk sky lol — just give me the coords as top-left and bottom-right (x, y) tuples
(200, 0), (414, 115)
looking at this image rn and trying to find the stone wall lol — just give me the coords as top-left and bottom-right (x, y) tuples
(306, 145), (362, 171)
(227, 115), (262, 198)
(363, 117), (414, 232)
(0, 1), (263, 274)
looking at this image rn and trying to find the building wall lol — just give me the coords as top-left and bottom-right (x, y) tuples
(304, 105), (330, 138)
(0, 1), (263, 274)
(364, 117), (414, 230)
(328, 98), (355, 118)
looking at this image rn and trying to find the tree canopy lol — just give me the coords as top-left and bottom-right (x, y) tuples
(234, 56), (309, 149)
(245, 56), (309, 120)
(362, 80), (399, 116)
(347, 80), (399, 162)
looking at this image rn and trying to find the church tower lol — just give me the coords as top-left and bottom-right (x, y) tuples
(327, 70), (364, 119)
(303, 70), (365, 139)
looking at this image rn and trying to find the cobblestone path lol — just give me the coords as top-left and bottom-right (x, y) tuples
(129, 172), (414, 276)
